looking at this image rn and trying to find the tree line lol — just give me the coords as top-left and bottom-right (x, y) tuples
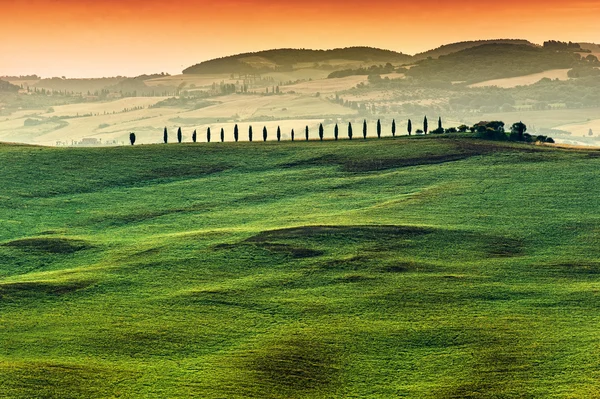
(128, 117), (553, 145)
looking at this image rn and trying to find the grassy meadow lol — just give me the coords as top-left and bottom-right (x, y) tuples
(1, 135), (599, 398)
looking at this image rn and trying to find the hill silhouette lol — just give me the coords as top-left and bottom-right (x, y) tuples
(182, 47), (413, 75)
(0, 80), (20, 92)
(406, 43), (583, 84)
(413, 39), (536, 60)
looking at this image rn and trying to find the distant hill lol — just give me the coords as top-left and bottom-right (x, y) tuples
(0, 79), (20, 92)
(579, 42), (600, 53)
(413, 39), (536, 60)
(182, 47), (413, 75)
(406, 43), (583, 84)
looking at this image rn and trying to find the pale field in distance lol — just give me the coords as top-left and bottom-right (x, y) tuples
(0, 92), (358, 145)
(281, 76), (368, 94)
(145, 74), (235, 89)
(179, 94), (356, 120)
(40, 97), (169, 117)
(468, 69), (571, 88)
(556, 118), (600, 137)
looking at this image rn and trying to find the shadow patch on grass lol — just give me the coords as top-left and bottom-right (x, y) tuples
(259, 243), (325, 259)
(280, 154), (339, 169)
(247, 225), (434, 243)
(0, 361), (132, 399)
(485, 238), (525, 258)
(341, 153), (471, 172)
(381, 261), (435, 273)
(539, 261), (600, 277)
(334, 274), (376, 283)
(0, 280), (94, 297)
(148, 164), (228, 179)
(85, 203), (212, 226)
(234, 335), (342, 397)
(214, 242), (324, 259)
(3, 237), (92, 254)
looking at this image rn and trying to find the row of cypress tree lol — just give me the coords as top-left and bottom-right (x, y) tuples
(130, 116), (441, 145)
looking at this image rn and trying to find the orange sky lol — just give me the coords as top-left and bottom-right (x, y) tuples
(1, 0), (599, 78)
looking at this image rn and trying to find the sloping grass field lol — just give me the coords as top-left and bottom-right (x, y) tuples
(0, 136), (599, 398)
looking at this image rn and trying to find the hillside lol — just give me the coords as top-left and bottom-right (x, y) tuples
(413, 39), (536, 60)
(182, 47), (413, 75)
(406, 43), (583, 84)
(0, 79), (20, 92)
(1, 137), (600, 397)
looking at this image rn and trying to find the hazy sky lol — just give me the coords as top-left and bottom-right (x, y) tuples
(2, 0), (599, 78)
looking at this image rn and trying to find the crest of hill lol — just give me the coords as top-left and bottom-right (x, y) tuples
(406, 43), (583, 84)
(413, 39), (536, 60)
(182, 47), (413, 75)
(0, 79), (20, 92)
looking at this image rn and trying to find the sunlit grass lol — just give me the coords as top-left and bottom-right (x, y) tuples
(1, 136), (599, 398)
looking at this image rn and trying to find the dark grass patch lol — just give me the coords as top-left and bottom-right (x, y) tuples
(214, 242), (324, 259)
(280, 154), (340, 169)
(0, 280), (94, 297)
(381, 261), (435, 273)
(485, 238), (525, 258)
(0, 361), (133, 399)
(277, 139), (518, 173)
(3, 237), (92, 254)
(334, 274), (376, 283)
(85, 203), (212, 226)
(234, 335), (342, 397)
(259, 243), (325, 259)
(247, 225), (434, 243)
(341, 153), (472, 172)
(434, 331), (539, 399)
(147, 164), (228, 179)
(321, 256), (434, 274)
(536, 261), (600, 277)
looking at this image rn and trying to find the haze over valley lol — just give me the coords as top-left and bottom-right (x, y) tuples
(2, 40), (600, 147)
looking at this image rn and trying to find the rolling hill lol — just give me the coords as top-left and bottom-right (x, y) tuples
(1, 136), (599, 397)
(182, 47), (413, 75)
(406, 43), (583, 84)
(413, 39), (536, 60)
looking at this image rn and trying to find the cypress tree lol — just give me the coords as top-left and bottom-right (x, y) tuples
(363, 119), (367, 139)
(291, 129), (295, 141)
(177, 127), (182, 143)
(377, 119), (382, 138)
(424, 116), (428, 134)
(207, 127), (211, 143)
(438, 117), (442, 131)
(392, 119), (396, 137)
(249, 125), (253, 142)
(334, 124), (339, 140)
(348, 122), (353, 140)
(319, 123), (324, 141)
(408, 119), (412, 136)
(129, 132), (136, 145)
(263, 126), (267, 142)
(220, 128), (224, 143)
(234, 124), (239, 142)
(277, 126), (281, 142)
(305, 126), (309, 141)
(192, 130), (197, 143)
(163, 127), (168, 143)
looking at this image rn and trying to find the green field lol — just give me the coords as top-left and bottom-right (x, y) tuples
(1, 136), (599, 398)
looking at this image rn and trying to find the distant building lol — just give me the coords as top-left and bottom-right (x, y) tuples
(80, 138), (101, 146)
